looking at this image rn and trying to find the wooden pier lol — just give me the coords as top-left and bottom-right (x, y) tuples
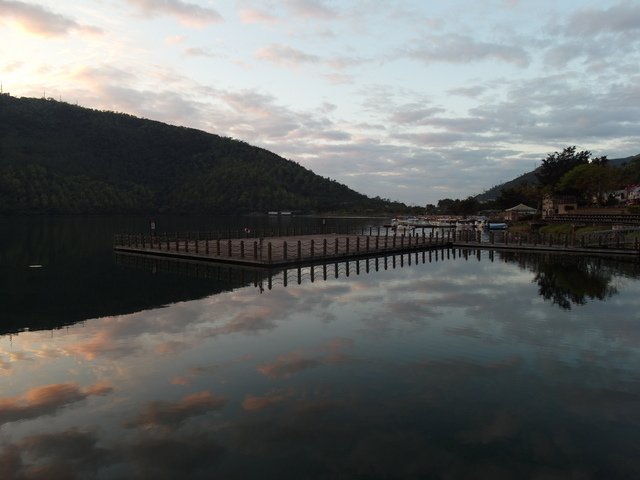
(113, 226), (639, 269)
(113, 231), (453, 267)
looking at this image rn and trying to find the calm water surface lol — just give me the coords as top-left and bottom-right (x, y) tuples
(1, 216), (640, 479)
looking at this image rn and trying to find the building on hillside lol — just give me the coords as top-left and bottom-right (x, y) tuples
(626, 185), (640, 205)
(542, 194), (578, 218)
(504, 203), (537, 221)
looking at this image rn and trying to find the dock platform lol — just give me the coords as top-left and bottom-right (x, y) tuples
(113, 232), (452, 267)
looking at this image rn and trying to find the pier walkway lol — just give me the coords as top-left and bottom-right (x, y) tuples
(113, 232), (452, 267)
(113, 227), (640, 269)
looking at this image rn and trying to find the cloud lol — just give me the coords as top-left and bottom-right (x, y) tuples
(256, 44), (321, 68)
(184, 46), (218, 58)
(405, 33), (530, 66)
(238, 7), (279, 24)
(567, 2), (640, 35)
(389, 106), (447, 125)
(284, 0), (337, 19)
(127, 0), (223, 27)
(0, 382), (113, 425)
(124, 391), (227, 429)
(0, 0), (102, 36)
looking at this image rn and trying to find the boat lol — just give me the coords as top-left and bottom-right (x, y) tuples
(488, 222), (507, 230)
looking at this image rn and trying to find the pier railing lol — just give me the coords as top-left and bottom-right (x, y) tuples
(454, 228), (640, 252)
(113, 230), (453, 266)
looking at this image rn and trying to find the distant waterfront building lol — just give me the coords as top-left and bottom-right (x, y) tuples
(626, 185), (640, 205)
(504, 203), (537, 221)
(542, 194), (578, 218)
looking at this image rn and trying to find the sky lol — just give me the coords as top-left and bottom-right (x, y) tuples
(1, 0), (639, 205)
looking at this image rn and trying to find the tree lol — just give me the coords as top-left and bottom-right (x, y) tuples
(496, 183), (539, 209)
(535, 146), (592, 187)
(556, 163), (619, 205)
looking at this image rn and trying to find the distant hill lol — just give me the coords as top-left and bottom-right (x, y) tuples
(0, 95), (401, 214)
(475, 153), (640, 202)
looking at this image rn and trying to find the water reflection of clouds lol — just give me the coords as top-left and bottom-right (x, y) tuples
(0, 382), (113, 426)
(257, 337), (356, 380)
(123, 391), (227, 430)
(1, 252), (640, 478)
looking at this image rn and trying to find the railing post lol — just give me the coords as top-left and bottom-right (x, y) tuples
(323, 239), (327, 256)
(216, 239), (221, 256)
(346, 237), (350, 253)
(268, 242), (272, 263)
(254, 241), (258, 260)
(366, 236), (370, 252)
(283, 241), (288, 260)
(240, 241), (245, 259)
(297, 240), (302, 260)
(335, 238), (339, 255)
(228, 240), (232, 257)
(356, 237), (360, 252)
(310, 239), (315, 258)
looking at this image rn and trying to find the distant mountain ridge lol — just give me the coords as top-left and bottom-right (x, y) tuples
(0, 95), (400, 214)
(475, 153), (640, 202)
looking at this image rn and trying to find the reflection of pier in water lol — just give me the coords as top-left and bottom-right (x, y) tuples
(116, 247), (482, 291)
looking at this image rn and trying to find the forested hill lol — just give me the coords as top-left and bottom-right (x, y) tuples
(475, 154), (639, 202)
(0, 95), (398, 214)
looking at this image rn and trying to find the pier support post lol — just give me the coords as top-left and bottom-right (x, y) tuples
(216, 239), (221, 256)
(346, 237), (350, 253)
(268, 243), (272, 263)
(310, 240), (315, 258)
(253, 241), (258, 260)
(241, 241), (245, 259)
(323, 239), (327, 257)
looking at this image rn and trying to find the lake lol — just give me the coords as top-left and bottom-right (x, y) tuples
(1, 215), (640, 479)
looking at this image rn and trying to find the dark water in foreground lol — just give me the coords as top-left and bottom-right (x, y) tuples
(1, 216), (640, 479)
